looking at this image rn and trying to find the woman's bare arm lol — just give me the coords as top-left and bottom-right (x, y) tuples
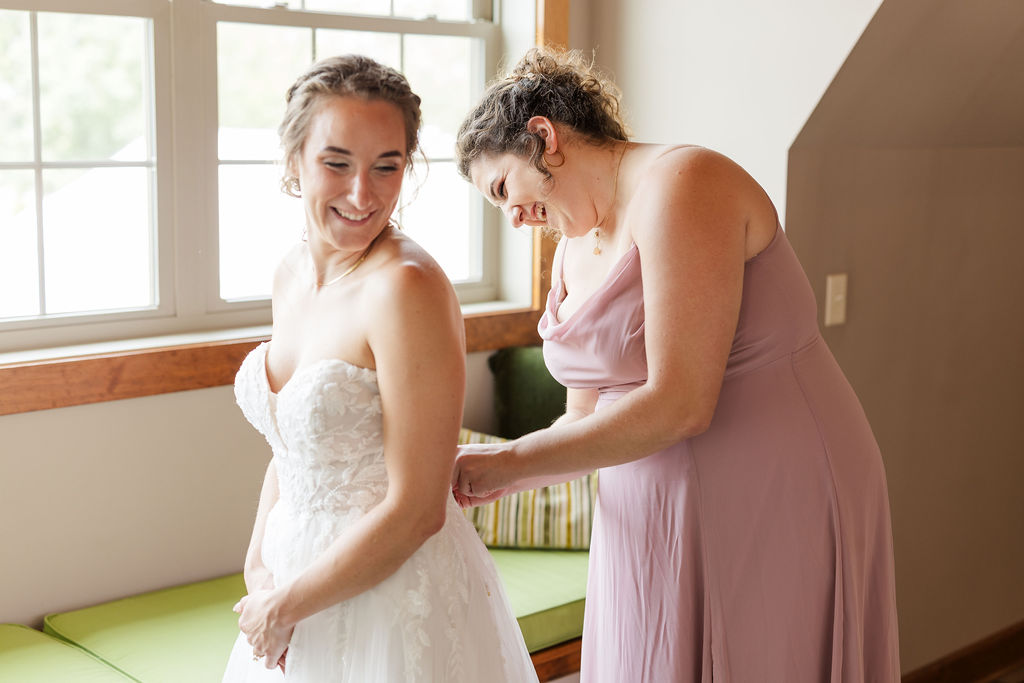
(453, 386), (597, 507)
(454, 148), (763, 497)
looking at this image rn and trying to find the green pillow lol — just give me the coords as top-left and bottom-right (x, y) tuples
(459, 428), (596, 550)
(488, 346), (566, 439)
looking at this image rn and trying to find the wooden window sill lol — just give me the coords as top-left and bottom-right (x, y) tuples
(0, 235), (556, 416)
(0, 305), (549, 417)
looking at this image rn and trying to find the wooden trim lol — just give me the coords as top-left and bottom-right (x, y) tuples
(902, 619), (1024, 683)
(531, 638), (582, 682)
(0, 338), (267, 416)
(0, 304), (549, 416)
(0, 2), (570, 418)
(465, 309), (542, 352)
(536, 0), (570, 48)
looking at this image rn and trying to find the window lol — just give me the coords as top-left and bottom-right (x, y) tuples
(0, 0), (518, 354)
(0, 3), (168, 346)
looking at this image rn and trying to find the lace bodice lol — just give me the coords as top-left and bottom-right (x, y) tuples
(226, 343), (538, 682)
(235, 342), (387, 517)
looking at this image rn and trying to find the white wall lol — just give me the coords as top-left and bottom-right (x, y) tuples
(0, 386), (264, 626)
(576, 0), (883, 225)
(0, 350), (496, 626)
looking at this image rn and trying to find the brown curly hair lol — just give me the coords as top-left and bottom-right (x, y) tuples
(455, 47), (629, 181)
(279, 55), (422, 197)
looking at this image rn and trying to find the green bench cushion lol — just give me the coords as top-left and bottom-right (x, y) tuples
(43, 551), (587, 681)
(44, 574), (244, 683)
(490, 549), (588, 652)
(0, 623), (132, 682)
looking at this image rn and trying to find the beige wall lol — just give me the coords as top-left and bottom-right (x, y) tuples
(0, 350), (496, 627)
(788, 146), (1024, 671)
(786, 0), (1024, 670)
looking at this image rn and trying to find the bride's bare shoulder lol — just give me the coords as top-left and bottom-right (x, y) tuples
(366, 229), (456, 304)
(273, 242), (309, 289)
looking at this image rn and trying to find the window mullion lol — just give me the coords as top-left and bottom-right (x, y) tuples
(28, 10), (45, 316)
(143, 16), (159, 309)
(172, 0), (219, 320)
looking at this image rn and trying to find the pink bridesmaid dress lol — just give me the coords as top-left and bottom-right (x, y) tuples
(538, 226), (900, 682)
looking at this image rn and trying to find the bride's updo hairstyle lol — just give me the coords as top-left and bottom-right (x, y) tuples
(279, 55), (422, 197)
(455, 47), (629, 182)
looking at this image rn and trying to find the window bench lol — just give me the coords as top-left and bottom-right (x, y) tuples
(0, 549), (586, 682)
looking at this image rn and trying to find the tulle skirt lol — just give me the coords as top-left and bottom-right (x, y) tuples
(222, 496), (537, 682)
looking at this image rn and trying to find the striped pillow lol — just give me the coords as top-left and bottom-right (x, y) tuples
(458, 428), (597, 550)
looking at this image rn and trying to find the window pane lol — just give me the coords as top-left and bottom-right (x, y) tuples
(402, 34), (475, 159)
(400, 161), (474, 281)
(315, 29), (400, 70)
(393, 0), (470, 21)
(0, 170), (39, 318)
(303, 0), (391, 16)
(219, 128), (281, 165)
(219, 164), (304, 300)
(0, 10), (33, 162)
(218, 23), (311, 161)
(42, 168), (154, 315)
(212, 1), (277, 6)
(37, 13), (149, 163)
(213, 0), (390, 11)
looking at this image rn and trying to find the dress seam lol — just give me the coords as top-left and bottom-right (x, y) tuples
(688, 441), (719, 680)
(789, 341), (846, 679)
(721, 333), (820, 383)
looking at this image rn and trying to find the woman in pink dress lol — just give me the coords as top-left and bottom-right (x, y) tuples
(452, 47), (900, 682)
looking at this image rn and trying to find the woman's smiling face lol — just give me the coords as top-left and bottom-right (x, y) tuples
(292, 95), (408, 251)
(469, 152), (594, 239)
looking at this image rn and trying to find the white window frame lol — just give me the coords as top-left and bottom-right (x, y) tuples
(0, 0), (519, 355)
(0, 0), (175, 353)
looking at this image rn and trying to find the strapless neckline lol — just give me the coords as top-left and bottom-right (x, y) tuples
(259, 342), (377, 397)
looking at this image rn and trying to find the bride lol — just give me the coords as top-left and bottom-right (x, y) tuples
(221, 55), (537, 682)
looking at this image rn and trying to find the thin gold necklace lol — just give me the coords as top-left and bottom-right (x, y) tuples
(594, 140), (627, 256)
(316, 231), (381, 288)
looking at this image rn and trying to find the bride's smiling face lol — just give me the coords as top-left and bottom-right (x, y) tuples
(291, 96), (408, 251)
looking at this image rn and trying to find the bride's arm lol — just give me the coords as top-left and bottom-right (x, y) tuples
(236, 256), (465, 668)
(242, 460), (279, 593)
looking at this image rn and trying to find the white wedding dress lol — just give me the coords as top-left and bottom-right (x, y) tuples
(222, 343), (538, 682)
